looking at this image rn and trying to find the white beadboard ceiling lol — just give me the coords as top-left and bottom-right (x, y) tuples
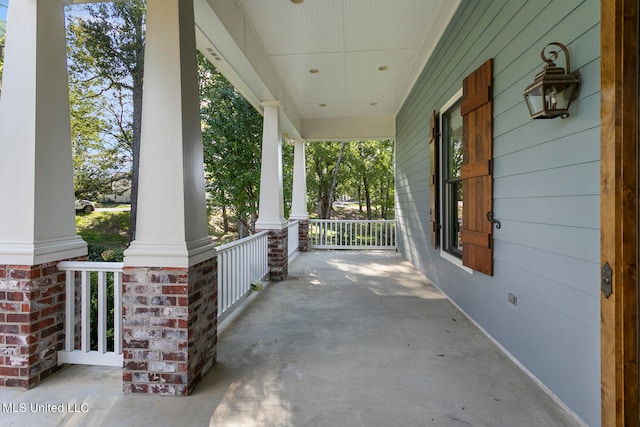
(194, 0), (461, 140)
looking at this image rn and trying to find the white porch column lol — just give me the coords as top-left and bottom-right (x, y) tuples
(123, 0), (214, 268)
(289, 140), (309, 220)
(255, 101), (288, 280)
(255, 101), (287, 230)
(0, 0), (86, 390)
(122, 0), (217, 396)
(0, 0), (86, 265)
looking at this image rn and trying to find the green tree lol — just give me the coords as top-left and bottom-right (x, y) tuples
(65, 2), (145, 238)
(198, 54), (294, 236)
(306, 141), (347, 219)
(68, 88), (117, 200)
(66, 17), (129, 200)
(369, 140), (395, 219)
(345, 140), (395, 220)
(282, 141), (294, 219)
(0, 20), (5, 93)
(198, 52), (264, 237)
(306, 140), (395, 220)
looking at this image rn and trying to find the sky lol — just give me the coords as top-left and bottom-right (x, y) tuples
(0, 1), (6, 24)
(0, 1), (91, 28)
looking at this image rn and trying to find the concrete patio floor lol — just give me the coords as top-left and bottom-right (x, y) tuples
(0, 251), (584, 427)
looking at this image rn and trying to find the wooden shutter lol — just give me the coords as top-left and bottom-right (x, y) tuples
(429, 110), (439, 248)
(460, 59), (494, 276)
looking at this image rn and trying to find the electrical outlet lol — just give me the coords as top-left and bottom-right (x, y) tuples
(508, 293), (518, 311)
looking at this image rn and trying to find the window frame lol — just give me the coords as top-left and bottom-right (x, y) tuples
(439, 88), (473, 274)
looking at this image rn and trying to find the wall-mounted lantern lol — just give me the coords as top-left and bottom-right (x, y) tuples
(523, 42), (581, 119)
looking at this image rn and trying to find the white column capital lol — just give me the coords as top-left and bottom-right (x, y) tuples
(261, 100), (280, 109)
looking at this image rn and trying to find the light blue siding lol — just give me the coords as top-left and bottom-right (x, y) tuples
(395, 0), (599, 425)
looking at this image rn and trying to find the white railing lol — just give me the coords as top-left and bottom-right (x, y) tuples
(287, 220), (300, 257)
(57, 261), (123, 367)
(309, 219), (396, 249)
(216, 230), (269, 321)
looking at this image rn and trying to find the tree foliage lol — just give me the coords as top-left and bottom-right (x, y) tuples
(66, 4), (297, 241)
(306, 141), (347, 219)
(198, 53), (294, 235)
(0, 20), (5, 93)
(198, 53), (264, 236)
(306, 140), (394, 219)
(63, 1), (395, 241)
(68, 86), (117, 199)
(344, 140), (395, 219)
(65, 2), (145, 238)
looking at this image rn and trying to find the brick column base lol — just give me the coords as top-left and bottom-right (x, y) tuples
(260, 228), (288, 281)
(297, 220), (309, 252)
(122, 256), (217, 396)
(0, 258), (83, 388)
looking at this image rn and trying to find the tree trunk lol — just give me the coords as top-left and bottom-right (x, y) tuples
(380, 183), (389, 219)
(221, 204), (229, 232)
(324, 140), (346, 219)
(363, 176), (372, 220)
(318, 195), (329, 219)
(250, 212), (257, 234)
(238, 213), (248, 239)
(128, 14), (145, 241)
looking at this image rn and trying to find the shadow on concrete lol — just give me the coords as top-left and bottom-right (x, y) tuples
(0, 251), (583, 427)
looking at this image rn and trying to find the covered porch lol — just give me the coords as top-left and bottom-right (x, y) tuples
(3, 0), (639, 425)
(0, 251), (581, 426)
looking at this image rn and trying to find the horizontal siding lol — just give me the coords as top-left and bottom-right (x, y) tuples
(494, 126), (600, 178)
(495, 195), (599, 229)
(494, 90), (600, 158)
(494, 161), (599, 198)
(496, 221), (599, 262)
(495, 241), (600, 299)
(395, 0), (599, 425)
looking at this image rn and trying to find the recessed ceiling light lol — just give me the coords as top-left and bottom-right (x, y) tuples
(309, 69), (319, 74)
(319, 104), (327, 107)
(291, 0), (304, 3)
(378, 65), (389, 71)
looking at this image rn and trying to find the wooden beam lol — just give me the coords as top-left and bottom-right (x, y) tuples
(600, 0), (639, 426)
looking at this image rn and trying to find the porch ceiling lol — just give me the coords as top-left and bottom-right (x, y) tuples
(194, 0), (461, 141)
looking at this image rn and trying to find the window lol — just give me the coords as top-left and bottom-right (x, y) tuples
(429, 58), (494, 276)
(442, 98), (463, 258)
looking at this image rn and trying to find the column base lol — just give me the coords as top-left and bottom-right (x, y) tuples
(0, 257), (84, 388)
(122, 256), (217, 396)
(259, 228), (289, 281)
(297, 220), (309, 252)
(0, 236), (87, 267)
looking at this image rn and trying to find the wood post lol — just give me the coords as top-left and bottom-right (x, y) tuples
(600, 0), (639, 425)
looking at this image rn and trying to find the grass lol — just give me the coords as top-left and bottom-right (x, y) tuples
(76, 211), (130, 261)
(75, 211), (130, 350)
(311, 203), (394, 220)
(74, 204), (393, 259)
(76, 208), (234, 258)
